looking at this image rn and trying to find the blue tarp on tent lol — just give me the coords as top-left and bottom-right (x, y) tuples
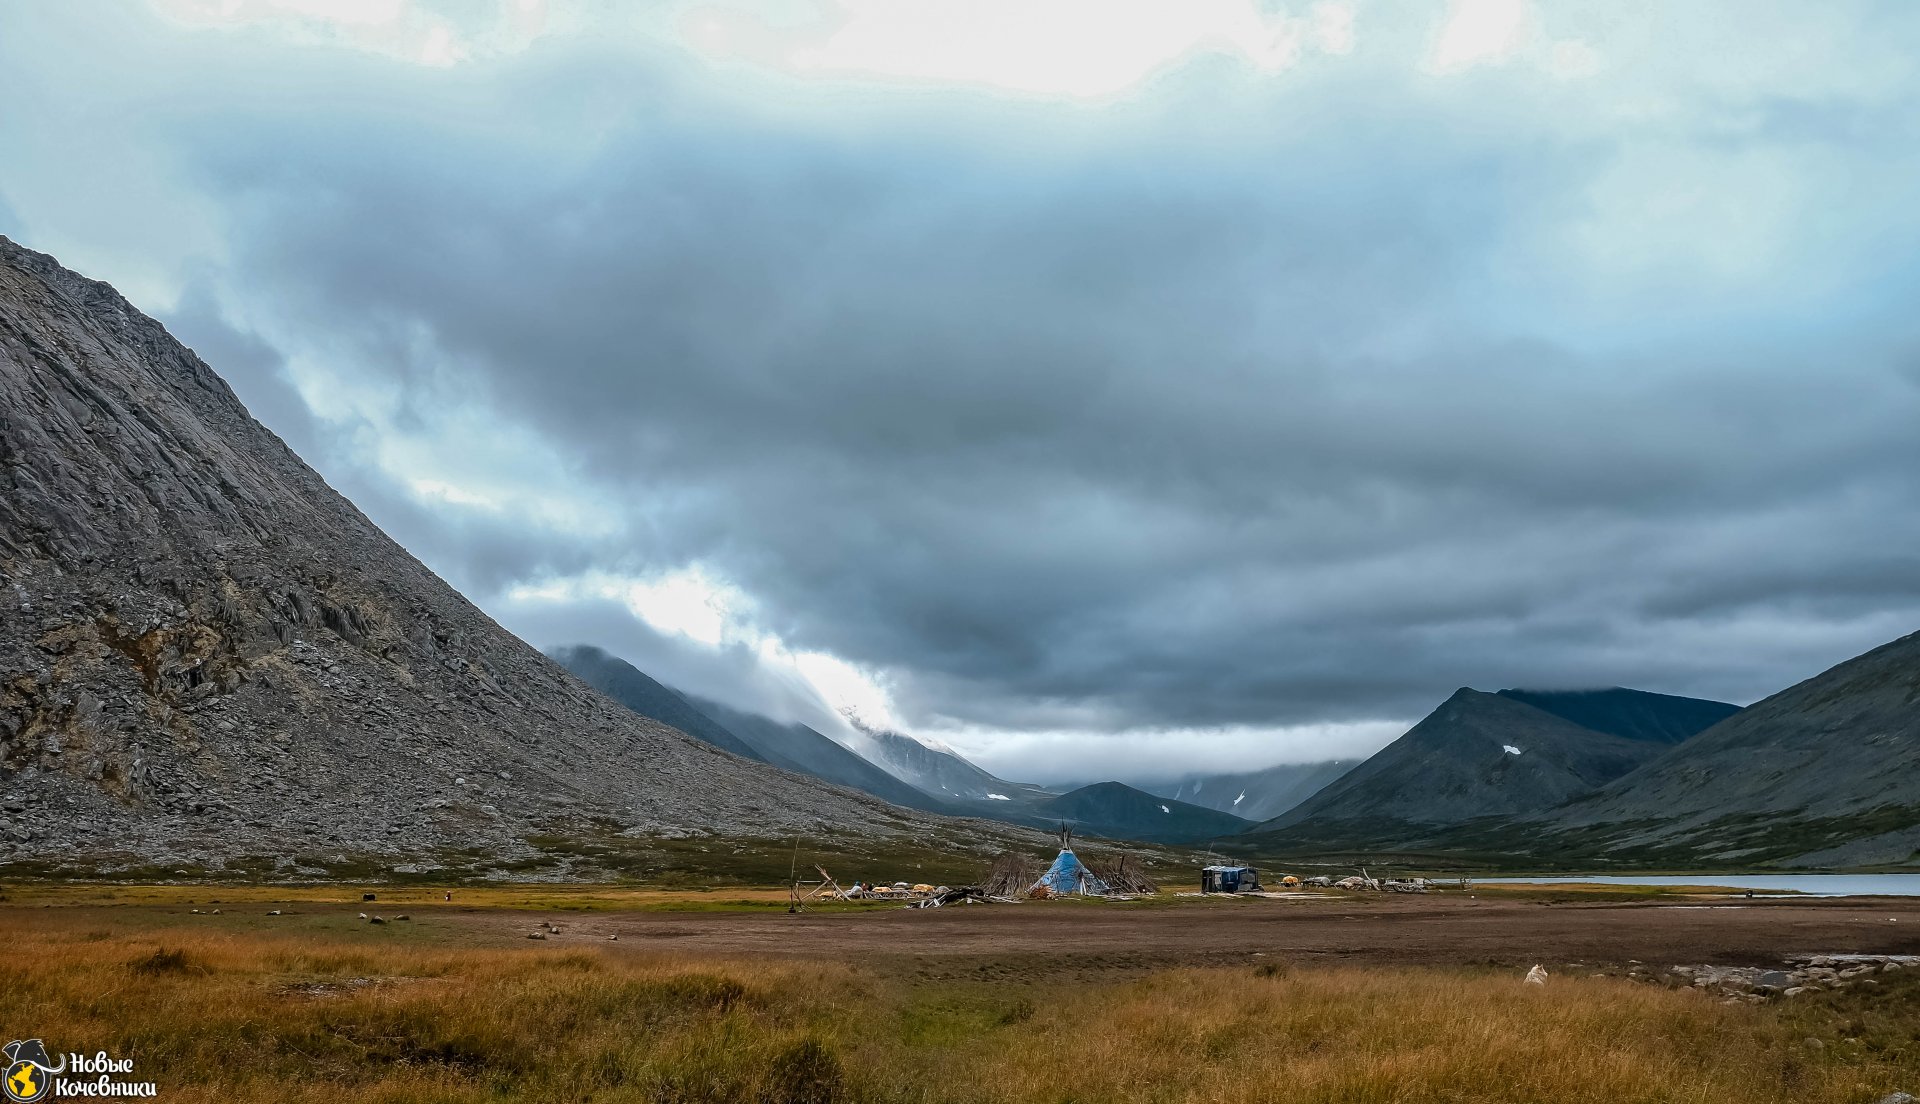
(1033, 848), (1109, 896)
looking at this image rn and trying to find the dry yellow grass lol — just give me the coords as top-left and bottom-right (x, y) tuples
(2, 917), (1915, 1103)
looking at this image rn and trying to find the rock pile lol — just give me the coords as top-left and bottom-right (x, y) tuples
(1657, 955), (1915, 1002)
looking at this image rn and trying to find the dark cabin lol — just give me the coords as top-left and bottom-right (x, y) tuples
(1201, 864), (1262, 894)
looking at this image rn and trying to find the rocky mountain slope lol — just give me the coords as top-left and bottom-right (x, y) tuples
(0, 236), (974, 875)
(1248, 687), (1731, 850)
(1533, 629), (1920, 866)
(1136, 759), (1359, 822)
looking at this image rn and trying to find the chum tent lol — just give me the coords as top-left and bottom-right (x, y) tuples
(1031, 827), (1109, 896)
(1034, 846), (1109, 896)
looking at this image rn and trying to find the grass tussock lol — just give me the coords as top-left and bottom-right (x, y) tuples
(2, 922), (1917, 1103)
(129, 946), (194, 974)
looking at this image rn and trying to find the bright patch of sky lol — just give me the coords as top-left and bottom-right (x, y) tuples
(938, 720), (1408, 785)
(728, 0), (1359, 98)
(508, 568), (750, 649)
(149, 0), (553, 66)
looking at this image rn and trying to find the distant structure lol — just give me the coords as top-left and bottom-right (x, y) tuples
(1201, 864), (1263, 894)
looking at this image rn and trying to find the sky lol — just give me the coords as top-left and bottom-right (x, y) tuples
(3, 1), (1919, 785)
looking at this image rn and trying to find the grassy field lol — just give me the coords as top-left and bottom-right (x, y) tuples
(5, 889), (1920, 1103)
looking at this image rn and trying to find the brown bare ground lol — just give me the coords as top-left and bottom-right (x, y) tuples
(13, 889), (1920, 974)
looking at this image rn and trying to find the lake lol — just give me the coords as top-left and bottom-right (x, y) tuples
(1482, 874), (1920, 897)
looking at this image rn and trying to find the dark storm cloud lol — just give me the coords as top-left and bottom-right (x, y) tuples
(162, 283), (619, 598)
(9, 3), (1920, 750)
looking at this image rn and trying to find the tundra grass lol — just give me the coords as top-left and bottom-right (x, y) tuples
(4, 909), (1919, 1102)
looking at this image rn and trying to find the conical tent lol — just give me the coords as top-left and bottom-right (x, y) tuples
(1031, 828), (1109, 896)
(1033, 847), (1108, 895)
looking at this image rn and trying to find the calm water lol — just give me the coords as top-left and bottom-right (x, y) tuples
(1483, 874), (1920, 897)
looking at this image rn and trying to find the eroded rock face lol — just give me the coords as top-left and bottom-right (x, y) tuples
(0, 235), (939, 873)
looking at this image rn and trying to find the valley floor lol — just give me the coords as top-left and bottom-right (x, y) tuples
(5, 884), (1920, 1101)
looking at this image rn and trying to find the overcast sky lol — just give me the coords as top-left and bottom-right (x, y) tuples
(4, 1), (1919, 784)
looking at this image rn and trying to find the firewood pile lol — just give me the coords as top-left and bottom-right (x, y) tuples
(1091, 852), (1159, 895)
(980, 851), (1044, 897)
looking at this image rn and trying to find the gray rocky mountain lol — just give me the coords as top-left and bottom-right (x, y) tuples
(1247, 688), (1724, 850)
(1534, 629), (1920, 866)
(0, 236), (979, 875)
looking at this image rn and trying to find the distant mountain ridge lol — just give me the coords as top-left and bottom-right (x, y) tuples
(551, 645), (1258, 845)
(1495, 687), (1740, 745)
(1032, 781), (1251, 845)
(1530, 630), (1920, 866)
(851, 721), (1050, 805)
(547, 646), (767, 763)
(1136, 759), (1360, 822)
(684, 696), (952, 815)
(550, 645), (950, 814)
(1248, 686), (1740, 850)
